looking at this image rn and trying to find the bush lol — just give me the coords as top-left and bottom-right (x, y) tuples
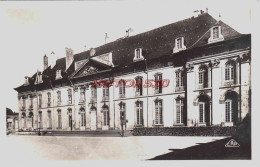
(133, 126), (239, 136)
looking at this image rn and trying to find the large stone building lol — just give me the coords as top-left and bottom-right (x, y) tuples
(14, 11), (251, 131)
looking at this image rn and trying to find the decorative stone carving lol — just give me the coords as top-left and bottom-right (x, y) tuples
(186, 63), (194, 72)
(240, 52), (251, 63)
(210, 58), (220, 68)
(82, 66), (98, 74)
(73, 86), (79, 92)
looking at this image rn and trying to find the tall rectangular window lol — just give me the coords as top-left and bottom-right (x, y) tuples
(47, 93), (51, 106)
(103, 86), (109, 100)
(91, 86), (97, 100)
(176, 38), (182, 49)
(213, 27), (219, 39)
(22, 98), (26, 109)
(135, 77), (143, 96)
(225, 100), (232, 122)
(48, 111), (52, 128)
(38, 94), (42, 108)
(199, 103), (205, 123)
(80, 88), (85, 103)
(136, 101), (143, 125)
(81, 111), (86, 126)
(68, 89), (72, 104)
(155, 100), (163, 125)
(57, 110), (62, 129)
(39, 111), (43, 129)
(176, 98), (184, 124)
(103, 108), (109, 126)
(119, 80), (126, 98)
(154, 73), (162, 94)
(57, 91), (61, 105)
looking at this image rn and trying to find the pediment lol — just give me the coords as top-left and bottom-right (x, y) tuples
(72, 59), (111, 78)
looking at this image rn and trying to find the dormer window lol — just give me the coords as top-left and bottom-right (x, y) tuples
(56, 70), (62, 79)
(35, 72), (43, 84)
(208, 26), (224, 43)
(173, 37), (186, 53)
(133, 48), (144, 62)
(24, 76), (29, 85)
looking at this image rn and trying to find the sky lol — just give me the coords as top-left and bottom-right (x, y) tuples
(0, 0), (254, 112)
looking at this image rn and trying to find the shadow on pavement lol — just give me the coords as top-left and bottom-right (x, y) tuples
(149, 114), (251, 160)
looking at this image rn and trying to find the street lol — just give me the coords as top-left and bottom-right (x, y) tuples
(3, 135), (225, 160)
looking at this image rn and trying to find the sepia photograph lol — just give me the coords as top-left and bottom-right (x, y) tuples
(0, 0), (257, 164)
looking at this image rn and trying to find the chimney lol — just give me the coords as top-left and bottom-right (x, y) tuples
(65, 47), (74, 70)
(43, 54), (48, 70)
(90, 48), (95, 57)
(193, 10), (200, 18)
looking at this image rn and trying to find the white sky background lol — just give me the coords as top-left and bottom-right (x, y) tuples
(0, 0), (254, 112)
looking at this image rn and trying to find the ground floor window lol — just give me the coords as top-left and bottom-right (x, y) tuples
(48, 111), (52, 128)
(176, 98), (184, 124)
(155, 99), (163, 125)
(225, 100), (232, 122)
(57, 110), (62, 129)
(39, 111), (43, 129)
(103, 108), (109, 126)
(199, 102), (205, 123)
(81, 111), (86, 126)
(136, 101), (143, 125)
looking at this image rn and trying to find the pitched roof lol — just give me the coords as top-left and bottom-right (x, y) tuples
(15, 13), (246, 93)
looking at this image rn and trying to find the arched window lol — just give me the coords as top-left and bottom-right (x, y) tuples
(136, 101), (143, 125)
(119, 80), (126, 98)
(154, 99), (163, 125)
(176, 97), (184, 124)
(197, 95), (210, 126)
(29, 111), (34, 127)
(103, 107), (109, 126)
(225, 91), (238, 125)
(135, 76), (143, 96)
(80, 108), (86, 126)
(225, 61), (236, 83)
(154, 73), (162, 94)
(198, 65), (208, 88)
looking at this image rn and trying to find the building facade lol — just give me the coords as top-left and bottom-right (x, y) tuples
(15, 12), (251, 131)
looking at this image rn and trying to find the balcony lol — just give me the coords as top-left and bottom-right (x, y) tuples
(90, 97), (97, 103)
(47, 102), (51, 107)
(135, 92), (143, 97)
(21, 106), (26, 111)
(175, 86), (184, 92)
(79, 99), (85, 104)
(57, 101), (61, 106)
(29, 105), (33, 109)
(102, 96), (109, 102)
(223, 80), (235, 87)
(119, 94), (125, 98)
(38, 104), (42, 108)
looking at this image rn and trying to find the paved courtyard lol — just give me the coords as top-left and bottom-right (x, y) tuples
(3, 135), (225, 160)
